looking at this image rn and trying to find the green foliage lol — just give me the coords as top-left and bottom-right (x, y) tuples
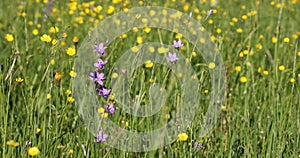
(0, 0), (299, 157)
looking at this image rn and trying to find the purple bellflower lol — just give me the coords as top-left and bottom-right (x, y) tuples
(167, 52), (179, 63)
(173, 39), (184, 49)
(208, 9), (214, 16)
(94, 58), (107, 70)
(94, 130), (109, 143)
(105, 103), (118, 115)
(89, 71), (105, 86)
(96, 87), (111, 98)
(93, 43), (107, 56)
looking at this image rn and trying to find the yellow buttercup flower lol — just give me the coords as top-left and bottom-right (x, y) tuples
(221, 105), (227, 111)
(16, 77), (24, 83)
(32, 29), (38, 35)
(157, 47), (169, 54)
(208, 62), (216, 69)
(67, 96), (75, 103)
(6, 140), (19, 147)
(131, 46), (139, 53)
(256, 43), (262, 50)
(98, 107), (105, 114)
(40, 34), (52, 42)
(145, 60), (154, 68)
(107, 6), (115, 14)
(137, 36), (143, 44)
(57, 145), (65, 149)
(73, 36), (79, 43)
(283, 37), (290, 43)
(52, 39), (58, 45)
(36, 128), (41, 134)
(66, 46), (76, 56)
(69, 70), (77, 77)
(279, 65), (285, 71)
(257, 67), (262, 73)
(49, 26), (59, 33)
(144, 27), (151, 33)
(240, 76), (247, 83)
(232, 17), (238, 22)
(68, 149), (74, 155)
(236, 28), (243, 33)
(148, 46), (155, 53)
(66, 90), (72, 95)
(5, 34), (14, 42)
(165, 114), (170, 119)
(112, 73), (119, 78)
(235, 66), (241, 72)
(47, 93), (51, 99)
(178, 133), (188, 141)
(241, 15), (247, 20)
(290, 78), (295, 83)
(204, 89), (209, 94)
(28, 147), (40, 156)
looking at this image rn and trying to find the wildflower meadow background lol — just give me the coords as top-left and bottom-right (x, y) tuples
(1, 0), (300, 157)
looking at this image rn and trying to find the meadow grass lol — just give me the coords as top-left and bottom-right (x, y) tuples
(0, 0), (300, 157)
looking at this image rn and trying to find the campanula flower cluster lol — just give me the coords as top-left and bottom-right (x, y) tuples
(90, 42), (119, 143)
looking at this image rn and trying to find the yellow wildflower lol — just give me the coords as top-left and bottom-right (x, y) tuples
(157, 47), (169, 54)
(290, 78), (295, 83)
(40, 34), (52, 42)
(5, 34), (14, 42)
(98, 107), (105, 114)
(112, 73), (118, 78)
(131, 46), (139, 53)
(208, 62), (216, 69)
(221, 105), (226, 111)
(32, 29), (38, 35)
(137, 36), (143, 44)
(36, 128), (41, 134)
(240, 76), (247, 83)
(68, 149), (74, 155)
(257, 67), (262, 73)
(67, 96), (75, 103)
(235, 66), (241, 72)
(204, 89), (209, 94)
(65, 90), (72, 95)
(279, 65), (285, 71)
(66, 46), (76, 56)
(57, 145), (65, 149)
(50, 39), (57, 46)
(165, 114), (170, 119)
(73, 36), (79, 43)
(16, 77), (24, 83)
(47, 93), (51, 99)
(28, 147), (40, 156)
(236, 28), (243, 33)
(69, 70), (77, 77)
(6, 140), (19, 147)
(283, 37), (290, 43)
(256, 43), (262, 50)
(241, 15), (247, 20)
(107, 6), (115, 14)
(145, 60), (154, 68)
(49, 26), (59, 33)
(144, 27), (151, 33)
(178, 133), (188, 141)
